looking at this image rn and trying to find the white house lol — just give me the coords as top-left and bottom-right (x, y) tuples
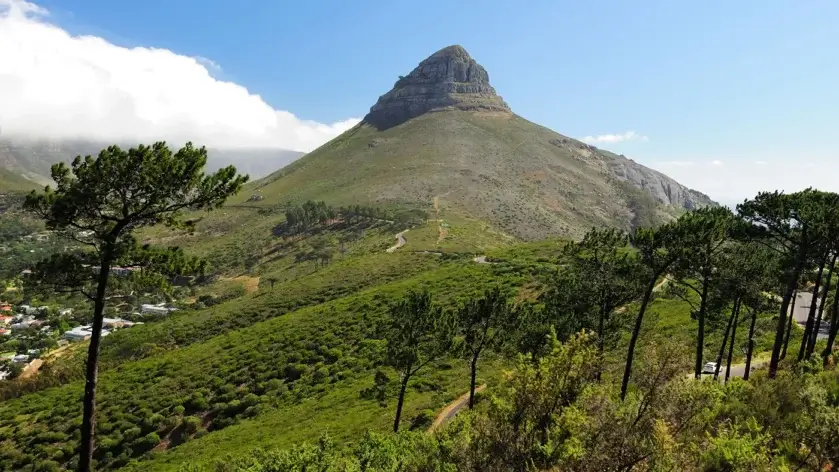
(12, 354), (29, 364)
(140, 304), (176, 316)
(63, 324), (119, 342)
(102, 318), (126, 329)
(11, 317), (42, 331)
(63, 326), (92, 342)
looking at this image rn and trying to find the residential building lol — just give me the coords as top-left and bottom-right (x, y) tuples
(102, 318), (126, 329)
(17, 305), (44, 316)
(63, 325), (116, 341)
(140, 304), (176, 316)
(12, 354), (29, 364)
(11, 318), (42, 330)
(63, 326), (92, 342)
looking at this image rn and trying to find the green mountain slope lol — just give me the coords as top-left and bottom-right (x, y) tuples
(0, 167), (40, 194)
(0, 237), (759, 472)
(240, 45), (714, 241)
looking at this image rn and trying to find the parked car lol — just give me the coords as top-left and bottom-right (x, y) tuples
(702, 362), (718, 374)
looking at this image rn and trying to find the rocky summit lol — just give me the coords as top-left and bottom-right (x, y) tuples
(364, 45), (512, 129)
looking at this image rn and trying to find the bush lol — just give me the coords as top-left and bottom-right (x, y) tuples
(182, 416), (202, 434)
(312, 367), (330, 383)
(133, 432), (160, 452)
(33, 460), (60, 472)
(409, 409), (435, 431)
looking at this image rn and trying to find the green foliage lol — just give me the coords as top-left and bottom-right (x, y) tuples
(10, 184), (839, 472)
(21, 141), (248, 471)
(387, 291), (455, 374)
(541, 228), (644, 354)
(386, 290), (456, 432)
(279, 200), (390, 236)
(188, 342), (839, 472)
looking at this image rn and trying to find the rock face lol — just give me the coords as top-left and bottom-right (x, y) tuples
(600, 152), (715, 210)
(364, 45), (512, 129)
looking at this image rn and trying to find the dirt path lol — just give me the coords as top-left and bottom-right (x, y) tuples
(18, 359), (43, 379)
(428, 384), (487, 433)
(653, 275), (671, 293)
(18, 342), (74, 379)
(386, 230), (408, 253)
(433, 196), (448, 245)
(615, 275), (672, 314)
(224, 275), (261, 294)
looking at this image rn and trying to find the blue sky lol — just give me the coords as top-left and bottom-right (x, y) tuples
(3, 0), (838, 203)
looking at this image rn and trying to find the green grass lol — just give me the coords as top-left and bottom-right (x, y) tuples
(0, 227), (789, 471)
(0, 252), (530, 470)
(122, 359), (507, 472)
(0, 168), (40, 194)
(218, 111), (710, 242)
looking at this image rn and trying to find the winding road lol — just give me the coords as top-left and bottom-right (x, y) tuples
(791, 290), (829, 339)
(386, 230), (408, 253)
(428, 384), (487, 433)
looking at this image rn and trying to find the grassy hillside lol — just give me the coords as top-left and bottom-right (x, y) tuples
(0, 168), (40, 194)
(226, 111), (712, 241)
(0, 247), (535, 471)
(139, 189), (515, 275)
(0, 231), (785, 471)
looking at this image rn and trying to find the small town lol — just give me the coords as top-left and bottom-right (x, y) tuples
(0, 300), (177, 381)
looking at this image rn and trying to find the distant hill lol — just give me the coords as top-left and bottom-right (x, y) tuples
(249, 45), (715, 240)
(0, 138), (302, 182)
(0, 167), (41, 194)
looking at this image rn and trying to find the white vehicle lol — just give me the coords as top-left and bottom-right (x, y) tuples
(702, 362), (718, 374)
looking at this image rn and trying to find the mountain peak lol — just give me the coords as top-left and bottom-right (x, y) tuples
(363, 45), (511, 129)
(427, 44), (471, 60)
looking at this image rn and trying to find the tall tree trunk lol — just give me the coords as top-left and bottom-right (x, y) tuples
(745, 306), (757, 380)
(714, 298), (738, 381)
(596, 302), (606, 381)
(725, 301), (741, 383)
(798, 255), (827, 362)
(807, 253), (836, 359)
(621, 275), (659, 401)
(393, 373), (410, 433)
(821, 278), (839, 364)
(695, 267), (711, 380)
(781, 290), (797, 359)
(770, 240), (809, 379)
(79, 255), (113, 472)
(468, 354), (479, 409)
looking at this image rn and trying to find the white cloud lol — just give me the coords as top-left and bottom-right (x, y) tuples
(754, 160), (768, 165)
(710, 159), (724, 166)
(580, 131), (648, 144)
(0, 0), (360, 151)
